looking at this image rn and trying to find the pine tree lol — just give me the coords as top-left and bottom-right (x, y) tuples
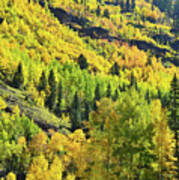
(46, 70), (57, 111)
(84, 101), (90, 121)
(131, 0), (135, 11)
(96, 5), (101, 16)
(145, 89), (151, 104)
(55, 81), (63, 116)
(106, 84), (111, 98)
(12, 62), (24, 89)
(111, 62), (120, 76)
(126, 0), (130, 12)
(71, 92), (82, 131)
(120, 0), (124, 10)
(104, 9), (110, 18)
(38, 71), (47, 92)
(130, 71), (136, 87)
(77, 54), (88, 70)
(112, 89), (119, 101)
(169, 73), (179, 177)
(95, 83), (100, 101)
(158, 89), (162, 100)
(93, 83), (100, 111)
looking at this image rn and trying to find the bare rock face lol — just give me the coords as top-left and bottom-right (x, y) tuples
(170, 39), (179, 51)
(50, 7), (71, 24)
(80, 27), (109, 39)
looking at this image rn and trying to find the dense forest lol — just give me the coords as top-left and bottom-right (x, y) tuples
(0, 0), (178, 179)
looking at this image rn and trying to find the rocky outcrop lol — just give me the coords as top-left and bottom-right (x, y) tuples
(152, 34), (173, 45)
(170, 40), (179, 51)
(49, 7), (88, 27)
(130, 39), (169, 57)
(79, 27), (109, 39)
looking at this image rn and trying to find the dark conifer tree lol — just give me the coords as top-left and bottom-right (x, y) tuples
(169, 73), (179, 178)
(84, 101), (90, 121)
(126, 0), (130, 12)
(104, 9), (110, 18)
(131, 0), (135, 11)
(96, 5), (101, 16)
(130, 71), (136, 87)
(78, 54), (88, 70)
(122, 82), (126, 92)
(55, 81), (63, 116)
(145, 89), (151, 104)
(158, 89), (162, 100)
(46, 70), (57, 111)
(115, 0), (119, 5)
(120, 0), (124, 10)
(111, 62), (120, 76)
(93, 83), (100, 111)
(95, 83), (100, 101)
(38, 71), (47, 92)
(71, 92), (82, 131)
(106, 84), (111, 98)
(113, 89), (119, 101)
(12, 62), (24, 89)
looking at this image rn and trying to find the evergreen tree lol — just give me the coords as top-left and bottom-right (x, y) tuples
(93, 83), (100, 111)
(12, 62), (24, 89)
(111, 62), (120, 76)
(96, 5), (101, 16)
(55, 81), (63, 116)
(145, 89), (151, 104)
(106, 84), (111, 98)
(104, 9), (110, 18)
(84, 101), (90, 121)
(157, 89), (162, 99)
(71, 92), (82, 131)
(173, 0), (179, 30)
(131, 0), (135, 11)
(112, 89), (119, 101)
(120, 0), (124, 10)
(46, 70), (57, 111)
(126, 0), (130, 12)
(77, 54), (88, 70)
(129, 72), (136, 87)
(115, 0), (119, 5)
(169, 73), (179, 178)
(38, 71), (47, 92)
(95, 83), (100, 101)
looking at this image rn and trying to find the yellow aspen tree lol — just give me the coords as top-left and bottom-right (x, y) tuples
(151, 100), (177, 180)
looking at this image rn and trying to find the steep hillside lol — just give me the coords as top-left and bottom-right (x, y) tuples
(0, 0), (179, 179)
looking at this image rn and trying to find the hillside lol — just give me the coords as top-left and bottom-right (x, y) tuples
(0, 0), (179, 179)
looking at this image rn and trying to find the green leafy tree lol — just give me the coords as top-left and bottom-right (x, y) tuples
(12, 62), (24, 89)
